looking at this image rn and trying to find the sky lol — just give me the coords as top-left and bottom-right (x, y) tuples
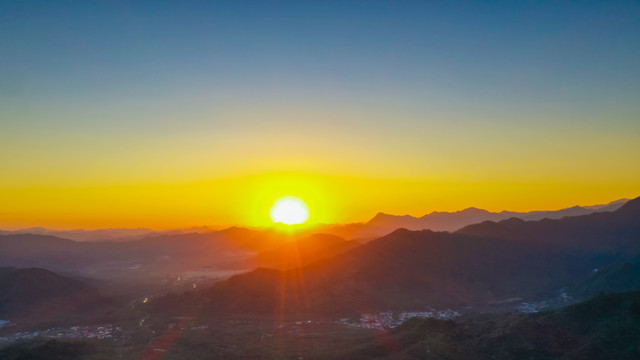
(1, 1), (639, 229)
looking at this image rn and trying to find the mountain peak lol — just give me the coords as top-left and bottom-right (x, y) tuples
(389, 227), (412, 235)
(366, 212), (416, 226)
(565, 205), (584, 210)
(459, 207), (490, 215)
(616, 196), (640, 215)
(498, 217), (526, 226)
(369, 212), (388, 220)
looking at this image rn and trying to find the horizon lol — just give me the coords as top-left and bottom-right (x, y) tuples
(0, 195), (633, 232)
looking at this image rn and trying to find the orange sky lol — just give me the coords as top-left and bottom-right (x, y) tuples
(0, 171), (637, 230)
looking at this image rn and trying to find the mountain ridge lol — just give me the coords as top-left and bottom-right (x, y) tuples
(152, 196), (640, 316)
(365, 198), (629, 233)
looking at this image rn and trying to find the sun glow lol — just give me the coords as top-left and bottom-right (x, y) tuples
(270, 196), (310, 225)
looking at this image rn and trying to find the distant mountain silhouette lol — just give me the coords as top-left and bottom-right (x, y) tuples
(0, 228), (285, 276)
(253, 234), (360, 269)
(0, 267), (110, 325)
(456, 196), (640, 252)
(0, 226), (228, 242)
(364, 198), (629, 233)
(0, 227), (158, 242)
(584, 198), (630, 211)
(153, 196), (640, 315)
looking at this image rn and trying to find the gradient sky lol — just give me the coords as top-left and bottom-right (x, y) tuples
(1, 1), (639, 229)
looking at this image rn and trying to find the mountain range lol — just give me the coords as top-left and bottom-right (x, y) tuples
(150, 196), (640, 316)
(283, 198), (630, 241)
(1, 196), (639, 359)
(0, 226), (358, 284)
(1, 196), (638, 320)
(0, 199), (628, 243)
(364, 198), (629, 233)
(0, 226), (222, 243)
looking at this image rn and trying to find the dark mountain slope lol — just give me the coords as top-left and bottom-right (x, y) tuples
(157, 197), (640, 316)
(0, 267), (112, 326)
(253, 234), (360, 269)
(570, 261), (640, 297)
(457, 196), (640, 257)
(343, 291), (640, 360)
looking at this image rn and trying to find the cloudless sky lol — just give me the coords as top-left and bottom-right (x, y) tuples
(1, 1), (639, 228)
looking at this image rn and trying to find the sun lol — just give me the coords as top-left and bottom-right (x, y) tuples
(269, 196), (310, 225)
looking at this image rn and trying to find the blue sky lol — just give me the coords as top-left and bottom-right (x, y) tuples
(3, 1), (638, 110)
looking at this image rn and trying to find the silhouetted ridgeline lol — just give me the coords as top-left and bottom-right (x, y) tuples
(365, 198), (629, 232)
(308, 198), (629, 240)
(150, 196), (640, 315)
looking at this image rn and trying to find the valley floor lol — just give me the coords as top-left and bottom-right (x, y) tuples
(2, 291), (639, 360)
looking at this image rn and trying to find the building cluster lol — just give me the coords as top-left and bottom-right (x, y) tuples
(0, 324), (122, 345)
(338, 309), (461, 330)
(516, 291), (573, 313)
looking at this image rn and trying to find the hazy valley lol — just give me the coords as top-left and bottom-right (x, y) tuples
(1, 198), (639, 359)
